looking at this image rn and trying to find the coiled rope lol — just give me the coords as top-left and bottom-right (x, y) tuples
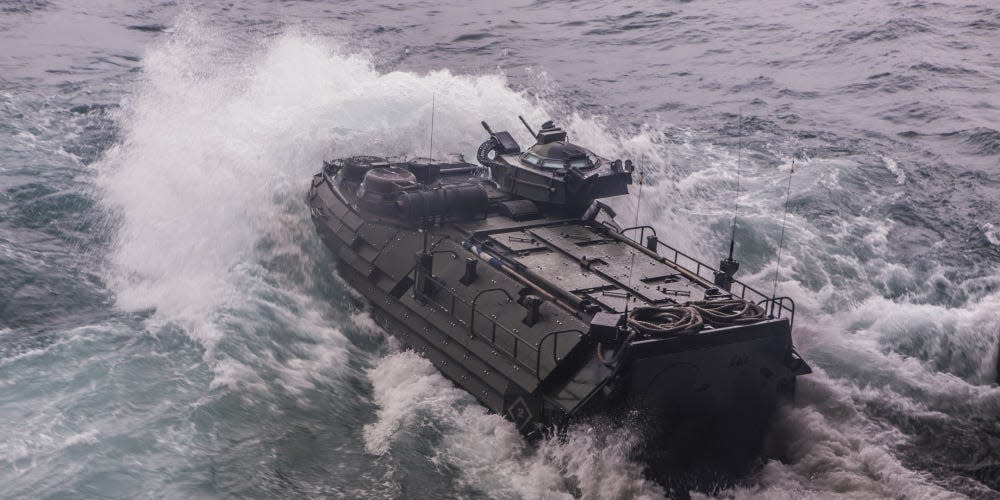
(627, 305), (703, 335)
(690, 299), (767, 327)
(626, 299), (767, 337)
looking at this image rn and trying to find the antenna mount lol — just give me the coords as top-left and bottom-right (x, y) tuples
(714, 109), (744, 292)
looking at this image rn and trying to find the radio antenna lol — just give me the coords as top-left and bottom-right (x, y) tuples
(713, 110), (743, 292)
(772, 160), (796, 298)
(728, 107), (743, 262)
(625, 158), (645, 308)
(518, 115), (536, 138)
(428, 93), (436, 161)
(632, 157), (645, 232)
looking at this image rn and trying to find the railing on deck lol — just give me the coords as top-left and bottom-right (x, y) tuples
(757, 296), (796, 327)
(535, 329), (585, 377)
(616, 225), (796, 325)
(415, 275), (583, 382)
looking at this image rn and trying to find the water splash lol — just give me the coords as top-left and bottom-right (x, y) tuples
(89, 15), (1000, 498)
(365, 351), (665, 499)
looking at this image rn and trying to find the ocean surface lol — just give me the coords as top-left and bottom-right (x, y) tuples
(1, 0), (999, 498)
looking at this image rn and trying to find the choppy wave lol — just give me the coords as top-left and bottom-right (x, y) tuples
(2, 2), (998, 498)
(94, 20), (1000, 497)
(85, 21), (674, 498)
(365, 350), (665, 499)
(959, 128), (1000, 156)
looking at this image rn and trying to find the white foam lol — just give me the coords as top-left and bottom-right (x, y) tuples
(97, 27), (548, 339)
(843, 295), (1000, 384)
(365, 351), (666, 499)
(983, 223), (1000, 246)
(96, 22), (664, 397)
(753, 383), (956, 499)
(881, 155), (907, 185)
(349, 311), (383, 337)
(93, 17), (1000, 496)
(624, 132), (1000, 496)
(62, 429), (100, 448)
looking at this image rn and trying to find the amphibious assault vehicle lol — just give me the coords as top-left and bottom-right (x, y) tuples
(308, 118), (811, 463)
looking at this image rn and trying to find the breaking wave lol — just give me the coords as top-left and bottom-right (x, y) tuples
(86, 14), (999, 498)
(365, 350), (665, 499)
(92, 19), (674, 498)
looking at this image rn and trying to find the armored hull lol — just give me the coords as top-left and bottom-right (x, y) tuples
(308, 123), (810, 465)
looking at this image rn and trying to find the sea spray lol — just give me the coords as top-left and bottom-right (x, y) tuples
(88, 17), (1000, 499)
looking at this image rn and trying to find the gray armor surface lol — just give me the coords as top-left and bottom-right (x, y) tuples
(307, 119), (811, 466)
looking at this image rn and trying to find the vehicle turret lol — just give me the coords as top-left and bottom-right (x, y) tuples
(477, 118), (633, 214)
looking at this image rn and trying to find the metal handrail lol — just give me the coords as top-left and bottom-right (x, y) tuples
(418, 276), (584, 382)
(425, 282), (528, 356)
(616, 231), (796, 324)
(758, 296), (796, 325)
(619, 225), (657, 242)
(534, 329), (585, 379)
(469, 288), (514, 339)
(421, 277), (540, 370)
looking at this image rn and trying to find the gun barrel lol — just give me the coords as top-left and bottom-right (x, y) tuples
(518, 115), (537, 137)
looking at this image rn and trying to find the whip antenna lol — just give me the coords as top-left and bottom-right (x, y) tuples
(728, 107), (743, 262)
(632, 158), (645, 232)
(518, 115), (536, 138)
(713, 110), (743, 292)
(428, 93), (436, 160)
(772, 161), (796, 298)
(625, 159), (645, 310)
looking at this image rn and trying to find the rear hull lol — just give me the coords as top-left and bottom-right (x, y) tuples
(331, 238), (796, 456)
(563, 320), (797, 464)
(309, 169), (806, 474)
(617, 322), (795, 462)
